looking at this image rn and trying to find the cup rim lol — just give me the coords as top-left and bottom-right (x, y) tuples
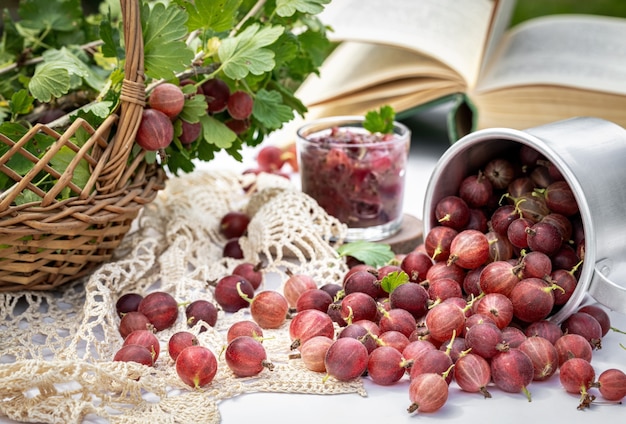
(296, 115), (411, 147)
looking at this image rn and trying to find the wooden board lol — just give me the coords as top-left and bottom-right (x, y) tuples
(381, 213), (423, 254)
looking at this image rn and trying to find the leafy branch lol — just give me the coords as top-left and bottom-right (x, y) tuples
(0, 0), (334, 202)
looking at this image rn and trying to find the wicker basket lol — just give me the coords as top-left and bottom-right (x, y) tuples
(0, 0), (166, 292)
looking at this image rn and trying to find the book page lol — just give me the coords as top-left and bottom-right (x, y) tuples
(317, 0), (500, 86)
(473, 85), (626, 130)
(476, 15), (626, 95)
(296, 42), (465, 107)
(310, 78), (462, 109)
(304, 88), (457, 122)
(480, 0), (517, 76)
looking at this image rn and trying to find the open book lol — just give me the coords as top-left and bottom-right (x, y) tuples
(297, 0), (626, 140)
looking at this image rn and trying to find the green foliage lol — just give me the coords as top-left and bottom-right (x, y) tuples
(0, 0), (333, 199)
(510, 0), (626, 26)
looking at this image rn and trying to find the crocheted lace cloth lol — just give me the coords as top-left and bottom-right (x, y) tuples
(0, 170), (366, 424)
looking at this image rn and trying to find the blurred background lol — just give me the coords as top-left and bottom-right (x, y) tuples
(2, 0), (626, 31)
(510, 0), (626, 24)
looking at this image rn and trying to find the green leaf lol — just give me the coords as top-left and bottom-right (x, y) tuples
(164, 149), (195, 175)
(143, 150), (157, 165)
(336, 241), (395, 268)
(296, 29), (333, 70)
(142, 2), (195, 80)
(195, 137), (219, 163)
(28, 62), (71, 102)
(184, 0), (242, 32)
(218, 24), (284, 79)
(224, 137), (244, 162)
(179, 94), (208, 124)
(0, 123), (51, 178)
(72, 126), (92, 149)
(379, 271), (410, 295)
(199, 114), (236, 149)
(49, 145), (91, 196)
(364, 105), (396, 134)
(14, 190), (42, 206)
(275, 0), (331, 17)
(18, 0), (82, 32)
(29, 47), (104, 102)
(99, 11), (123, 59)
(252, 89), (294, 129)
(74, 101), (114, 127)
(267, 80), (308, 117)
(57, 47), (106, 91)
(1, 13), (24, 56)
(269, 33), (299, 69)
(9, 90), (34, 117)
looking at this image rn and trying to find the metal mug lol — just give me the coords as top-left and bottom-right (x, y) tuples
(423, 117), (626, 323)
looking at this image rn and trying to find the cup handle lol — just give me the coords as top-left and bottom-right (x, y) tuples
(589, 259), (626, 314)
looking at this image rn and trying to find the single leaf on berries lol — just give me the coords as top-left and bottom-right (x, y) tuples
(336, 241), (395, 268)
(380, 271), (410, 295)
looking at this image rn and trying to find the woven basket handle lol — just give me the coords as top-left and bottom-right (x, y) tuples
(98, 0), (146, 192)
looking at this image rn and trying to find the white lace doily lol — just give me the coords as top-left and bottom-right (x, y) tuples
(0, 170), (367, 424)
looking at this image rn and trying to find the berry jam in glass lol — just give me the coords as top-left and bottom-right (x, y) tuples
(296, 116), (410, 241)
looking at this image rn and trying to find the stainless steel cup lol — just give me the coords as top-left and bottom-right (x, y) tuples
(423, 117), (626, 323)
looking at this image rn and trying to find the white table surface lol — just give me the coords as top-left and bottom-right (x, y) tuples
(2, 106), (625, 424)
(211, 105), (626, 424)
